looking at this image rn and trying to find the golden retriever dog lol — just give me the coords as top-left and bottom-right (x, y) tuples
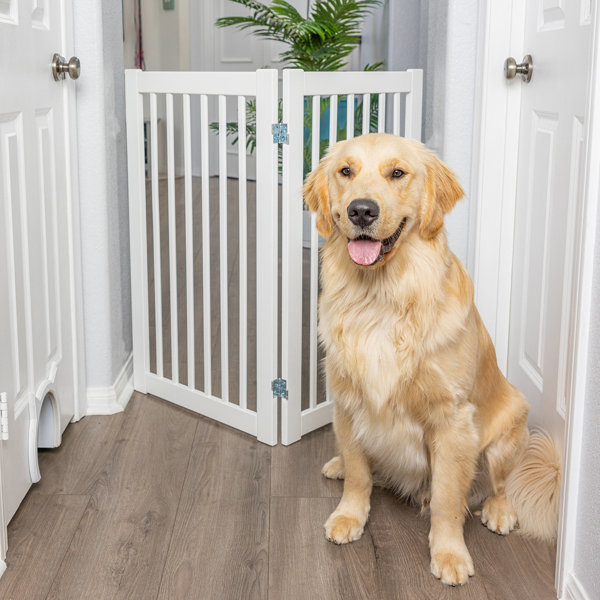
(303, 133), (561, 586)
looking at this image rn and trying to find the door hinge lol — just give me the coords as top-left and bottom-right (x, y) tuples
(271, 378), (288, 399)
(272, 122), (289, 144)
(0, 392), (8, 441)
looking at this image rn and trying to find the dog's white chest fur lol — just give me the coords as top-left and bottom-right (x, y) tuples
(321, 288), (421, 408)
(321, 290), (430, 498)
(352, 407), (429, 498)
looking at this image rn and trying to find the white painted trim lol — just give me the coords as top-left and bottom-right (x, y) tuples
(61, 0), (87, 422)
(86, 354), (134, 415)
(0, 432), (7, 574)
(562, 572), (590, 600)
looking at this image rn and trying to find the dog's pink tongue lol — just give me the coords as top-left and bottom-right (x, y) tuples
(347, 239), (382, 265)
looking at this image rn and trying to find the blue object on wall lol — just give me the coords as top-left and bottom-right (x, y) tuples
(303, 96), (356, 146)
(163, 0), (174, 9)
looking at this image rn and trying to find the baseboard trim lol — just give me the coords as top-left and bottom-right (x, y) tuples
(0, 559), (6, 579)
(86, 353), (134, 415)
(563, 572), (590, 600)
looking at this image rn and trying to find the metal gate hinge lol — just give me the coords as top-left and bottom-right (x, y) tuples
(0, 392), (8, 441)
(271, 378), (288, 399)
(272, 123), (289, 144)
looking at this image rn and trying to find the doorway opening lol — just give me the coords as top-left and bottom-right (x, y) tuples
(37, 393), (60, 449)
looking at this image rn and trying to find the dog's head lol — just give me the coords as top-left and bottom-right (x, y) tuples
(303, 133), (464, 267)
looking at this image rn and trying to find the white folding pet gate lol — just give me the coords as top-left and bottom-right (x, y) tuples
(126, 68), (422, 446)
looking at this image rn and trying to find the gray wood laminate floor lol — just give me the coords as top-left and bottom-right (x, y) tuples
(0, 176), (557, 598)
(0, 394), (556, 600)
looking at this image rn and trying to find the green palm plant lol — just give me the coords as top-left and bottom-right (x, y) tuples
(215, 0), (383, 72)
(211, 0), (384, 172)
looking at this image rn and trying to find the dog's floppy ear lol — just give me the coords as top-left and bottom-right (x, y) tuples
(419, 154), (464, 239)
(303, 156), (334, 237)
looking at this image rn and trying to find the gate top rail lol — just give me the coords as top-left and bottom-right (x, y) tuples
(126, 68), (421, 97)
(295, 69), (419, 96)
(127, 69), (272, 95)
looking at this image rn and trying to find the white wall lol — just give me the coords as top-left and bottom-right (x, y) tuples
(74, 0), (132, 396)
(437, 1), (479, 267)
(366, 0), (478, 267)
(122, 0), (137, 70)
(123, 0), (191, 71)
(571, 217), (600, 598)
(123, 0), (190, 176)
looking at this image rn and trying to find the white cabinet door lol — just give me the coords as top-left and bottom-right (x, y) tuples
(507, 1), (592, 453)
(0, 0), (83, 529)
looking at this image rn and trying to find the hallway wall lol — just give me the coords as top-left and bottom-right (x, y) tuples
(74, 0), (132, 409)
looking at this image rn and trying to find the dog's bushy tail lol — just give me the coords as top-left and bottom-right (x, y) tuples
(506, 430), (561, 542)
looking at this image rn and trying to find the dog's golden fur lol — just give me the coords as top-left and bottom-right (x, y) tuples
(304, 133), (560, 586)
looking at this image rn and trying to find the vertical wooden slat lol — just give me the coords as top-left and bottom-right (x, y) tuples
(347, 93), (355, 139)
(281, 69), (305, 445)
(125, 69), (149, 392)
(238, 95), (248, 410)
(309, 96), (319, 410)
(150, 93), (163, 378)
(255, 69), (279, 444)
(329, 94), (338, 146)
(378, 93), (386, 133)
(183, 93), (194, 389)
(311, 95), (320, 166)
(166, 93), (178, 384)
(405, 69), (423, 141)
(393, 92), (401, 136)
(201, 94), (212, 396)
(218, 94), (229, 403)
(362, 93), (370, 135)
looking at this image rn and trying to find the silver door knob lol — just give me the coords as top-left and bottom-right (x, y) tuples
(52, 53), (80, 81)
(504, 55), (533, 83)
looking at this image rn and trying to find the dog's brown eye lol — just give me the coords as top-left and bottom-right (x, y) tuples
(340, 167), (351, 177)
(392, 169), (405, 179)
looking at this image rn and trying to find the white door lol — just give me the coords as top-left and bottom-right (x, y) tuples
(0, 0), (84, 528)
(507, 2), (592, 453)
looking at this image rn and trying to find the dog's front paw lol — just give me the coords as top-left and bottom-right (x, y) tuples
(322, 456), (345, 480)
(324, 511), (365, 544)
(430, 547), (474, 586)
(481, 495), (517, 535)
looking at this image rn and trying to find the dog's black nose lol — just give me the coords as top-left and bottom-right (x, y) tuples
(347, 199), (380, 228)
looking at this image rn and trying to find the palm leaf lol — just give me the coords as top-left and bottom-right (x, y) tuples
(216, 0), (383, 71)
(213, 0), (385, 156)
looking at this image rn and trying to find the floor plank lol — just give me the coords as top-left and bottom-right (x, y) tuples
(367, 491), (489, 599)
(271, 424), (340, 498)
(45, 394), (197, 600)
(0, 493), (89, 600)
(465, 511), (556, 600)
(157, 421), (270, 600)
(269, 497), (379, 600)
(34, 412), (127, 496)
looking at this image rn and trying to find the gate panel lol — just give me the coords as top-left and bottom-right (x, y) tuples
(125, 69), (278, 445)
(126, 67), (422, 446)
(280, 69), (423, 445)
